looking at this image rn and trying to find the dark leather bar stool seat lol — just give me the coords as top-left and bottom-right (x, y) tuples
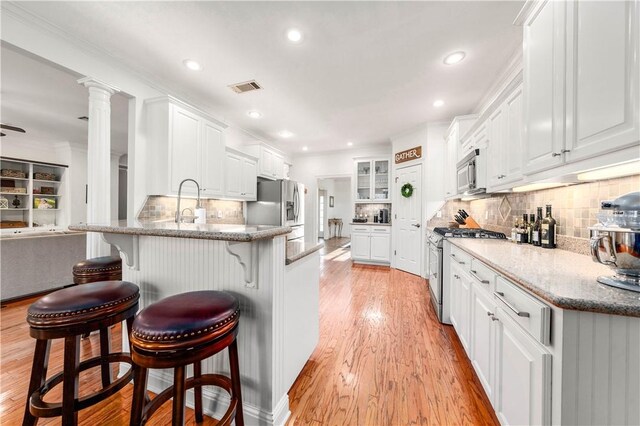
(130, 291), (244, 426)
(73, 256), (122, 285)
(23, 280), (139, 426)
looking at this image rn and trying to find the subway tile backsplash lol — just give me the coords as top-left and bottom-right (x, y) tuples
(138, 196), (244, 224)
(428, 174), (640, 255)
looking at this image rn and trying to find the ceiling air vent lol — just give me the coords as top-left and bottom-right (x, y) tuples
(229, 80), (262, 94)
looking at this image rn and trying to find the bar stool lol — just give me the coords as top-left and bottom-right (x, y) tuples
(23, 280), (139, 425)
(73, 256), (122, 284)
(73, 256), (123, 339)
(129, 291), (244, 426)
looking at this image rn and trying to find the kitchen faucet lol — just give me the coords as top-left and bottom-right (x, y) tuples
(175, 178), (201, 223)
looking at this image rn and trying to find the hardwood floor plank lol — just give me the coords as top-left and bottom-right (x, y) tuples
(1, 243), (496, 425)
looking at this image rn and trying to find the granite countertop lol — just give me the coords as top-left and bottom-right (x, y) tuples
(448, 239), (640, 317)
(68, 220), (292, 242)
(350, 222), (391, 226)
(286, 240), (324, 265)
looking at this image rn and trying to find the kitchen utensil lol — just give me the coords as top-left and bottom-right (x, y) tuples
(454, 215), (465, 225)
(590, 192), (640, 292)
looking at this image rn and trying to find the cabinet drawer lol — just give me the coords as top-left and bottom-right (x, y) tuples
(495, 276), (551, 345)
(469, 258), (496, 293)
(449, 245), (471, 271)
(370, 226), (390, 234)
(351, 225), (371, 233)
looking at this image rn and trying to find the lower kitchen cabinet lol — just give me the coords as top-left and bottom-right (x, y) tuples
(351, 225), (390, 265)
(470, 282), (496, 401)
(449, 261), (471, 353)
(494, 307), (552, 426)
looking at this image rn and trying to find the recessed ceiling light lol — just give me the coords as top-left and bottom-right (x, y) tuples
(443, 51), (466, 65)
(347, 142), (353, 146)
(433, 100), (445, 107)
(247, 110), (263, 119)
(183, 59), (202, 71)
(302, 146), (308, 151)
(279, 130), (294, 138)
(287, 29), (303, 43)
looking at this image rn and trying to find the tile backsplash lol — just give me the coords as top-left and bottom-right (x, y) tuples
(429, 174), (640, 255)
(354, 203), (392, 223)
(138, 196), (244, 224)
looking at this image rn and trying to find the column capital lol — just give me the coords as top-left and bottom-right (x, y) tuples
(77, 76), (120, 95)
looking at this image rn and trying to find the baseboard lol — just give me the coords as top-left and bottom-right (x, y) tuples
(117, 368), (290, 426)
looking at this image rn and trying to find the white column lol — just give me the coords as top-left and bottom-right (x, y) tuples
(78, 77), (120, 258)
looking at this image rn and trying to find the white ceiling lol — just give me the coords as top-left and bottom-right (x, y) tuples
(4, 1), (523, 155)
(0, 43), (130, 153)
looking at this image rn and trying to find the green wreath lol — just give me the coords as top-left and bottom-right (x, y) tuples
(401, 183), (414, 198)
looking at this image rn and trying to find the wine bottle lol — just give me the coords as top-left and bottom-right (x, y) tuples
(533, 207), (542, 247)
(518, 214), (528, 244)
(511, 216), (519, 243)
(528, 214), (535, 244)
(541, 204), (557, 249)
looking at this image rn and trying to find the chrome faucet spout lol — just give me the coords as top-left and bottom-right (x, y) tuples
(175, 178), (201, 223)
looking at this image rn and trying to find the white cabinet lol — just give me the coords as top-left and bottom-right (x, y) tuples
(224, 148), (257, 201)
(488, 83), (524, 190)
(354, 159), (390, 202)
(351, 225), (390, 264)
(145, 96), (228, 197)
(245, 144), (285, 180)
(200, 121), (225, 197)
(564, 0), (640, 163)
(522, 0), (639, 176)
(470, 282), (497, 402)
(445, 115), (477, 199)
(450, 261), (471, 353)
(494, 307), (552, 426)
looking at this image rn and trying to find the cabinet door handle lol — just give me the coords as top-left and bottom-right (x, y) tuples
(561, 149), (571, 153)
(454, 274), (460, 279)
(487, 311), (498, 321)
(551, 152), (562, 157)
(411, 223), (421, 228)
(494, 291), (530, 317)
(450, 254), (466, 265)
(470, 270), (490, 284)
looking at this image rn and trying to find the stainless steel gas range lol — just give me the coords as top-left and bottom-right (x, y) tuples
(427, 227), (506, 323)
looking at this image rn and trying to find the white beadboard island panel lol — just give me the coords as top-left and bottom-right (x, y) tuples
(118, 234), (292, 425)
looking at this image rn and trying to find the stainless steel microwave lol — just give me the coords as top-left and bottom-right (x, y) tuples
(456, 149), (487, 196)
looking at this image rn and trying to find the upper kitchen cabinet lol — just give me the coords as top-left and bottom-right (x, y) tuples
(224, 148), (257, 201)
(487, 81), (524, 190)
(145, 96), (228, 197)
(522, 0), (639, 176)
(445, 115), (477, 199)
(245, 143), (286, 180)
(564, 0), (639, 163)
(354, 158), (390, 203)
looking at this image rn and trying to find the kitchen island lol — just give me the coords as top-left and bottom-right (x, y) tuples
(69, 220), (321, 426)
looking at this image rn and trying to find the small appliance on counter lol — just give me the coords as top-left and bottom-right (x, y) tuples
(379, 209), (389, 224)
(590, 191), (640, 292)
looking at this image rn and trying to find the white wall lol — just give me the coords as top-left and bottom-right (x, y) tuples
(318, 177), (352, 237)
(290, 145), (391, 242)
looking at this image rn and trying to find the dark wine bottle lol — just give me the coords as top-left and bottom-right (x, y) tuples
(519, 214), (529, 244)
(528, 214), (535, 244)
(541, 204), (556, 249)
(532, 207), (543, 247)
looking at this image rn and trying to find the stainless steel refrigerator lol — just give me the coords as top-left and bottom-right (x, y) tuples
(246, 179), (305, 241)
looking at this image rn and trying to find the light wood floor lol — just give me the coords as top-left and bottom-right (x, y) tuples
(0, 245), (496, 425)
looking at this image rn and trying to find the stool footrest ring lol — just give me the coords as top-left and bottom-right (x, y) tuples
(29, 352), (133, 418)
(141, 373), (238, 425)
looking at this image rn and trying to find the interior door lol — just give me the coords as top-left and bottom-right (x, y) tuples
(395, 163), (422, 275)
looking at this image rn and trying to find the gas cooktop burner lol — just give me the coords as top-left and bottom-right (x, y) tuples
(433, 227), (507, 239)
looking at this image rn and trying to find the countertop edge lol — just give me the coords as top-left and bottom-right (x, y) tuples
(286, 242), (324, 265)
(68, 224), (292, 242)
(448, 239), (640, 318)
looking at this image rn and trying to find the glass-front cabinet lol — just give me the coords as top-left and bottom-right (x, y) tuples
(354, 158), (390, 203)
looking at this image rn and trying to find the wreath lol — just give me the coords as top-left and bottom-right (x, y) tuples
(401, 183), (414, 198)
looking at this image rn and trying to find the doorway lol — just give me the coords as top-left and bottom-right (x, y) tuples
(394, 163), (423, 275)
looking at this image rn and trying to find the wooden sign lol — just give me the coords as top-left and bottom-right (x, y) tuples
(395, 146), (422, 164)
